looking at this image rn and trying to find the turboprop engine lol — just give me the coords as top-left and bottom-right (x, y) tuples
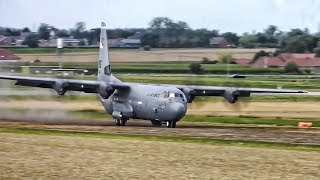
(53, 81), (69, 95)
(182, 88), (196, 103)
(223, 89), (240, 104)
(97, 84), (115, 99)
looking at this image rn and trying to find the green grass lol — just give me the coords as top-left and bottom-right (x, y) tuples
(183, 115), (320, 127)
(8, 47), (99, 54)
(2, 71), (319, 90)
(15, 61), (285, 74)
(0, 126), (319, 152)
(69, 110), (320, 127)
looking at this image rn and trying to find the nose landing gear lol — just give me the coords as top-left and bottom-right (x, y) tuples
(115, 118), (128, 126)
(113, 111), (128, 126)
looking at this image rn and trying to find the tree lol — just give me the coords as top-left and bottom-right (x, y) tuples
(239, 34), (258, 48)
(284, 62), (300, 73)
(265, 25), (278, 36)
(284, 36), (310, 53)
(222, 32), (239, 46)
(149, 17), (173, 29)
(75, 22), (86, 32)
(38, 23), (51, 40)
(4, 28), (20, 36)
(253, 50), (270, 61)
(189, 63), (203, 74)
(22, 34), (39, 48)
(314, 48), (320, 58)
(56, 29), (70, 37)
(70, 22), (87, 39)
(218, 52), (233, 64)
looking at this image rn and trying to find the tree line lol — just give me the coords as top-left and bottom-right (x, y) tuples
(1, 17), (320, 54)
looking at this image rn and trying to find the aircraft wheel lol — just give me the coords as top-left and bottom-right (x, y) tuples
(171, 121), (176, 128)
(115, 119), (121, 126)
(166, 121), (172, 128)
(120, 118), (127, 126)
(166, 121), (177, 128)
(151, 120), (162, 127)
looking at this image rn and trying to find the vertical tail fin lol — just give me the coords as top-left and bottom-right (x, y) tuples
(98, 22), (111, 82)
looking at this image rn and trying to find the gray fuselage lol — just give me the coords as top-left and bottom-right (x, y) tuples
(98, 84), (187, 122)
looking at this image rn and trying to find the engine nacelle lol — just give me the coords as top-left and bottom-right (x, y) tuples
(53, 81), (68, 95)
(223, 89), (240, 104)
(97, 84), (114, 99)
(182, 88), (196, 103)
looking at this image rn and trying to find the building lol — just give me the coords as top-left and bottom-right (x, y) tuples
(251, 53), (320, 72)
(108, 38), (141, 48)
(209, 37), (230, 48)
(0, 49), (21, 63)
(108, 39), (123, 47)
(38, 37), (88, 47)
(121, 39), (141, 48)
(0, 35), (14, 46)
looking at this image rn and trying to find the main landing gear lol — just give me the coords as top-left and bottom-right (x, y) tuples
(166, 121), (176, 128)
(151, 120), (162, 127)
(151, 120), (177, 128)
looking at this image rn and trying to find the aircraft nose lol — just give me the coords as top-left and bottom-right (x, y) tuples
(170, 102), (187, 121)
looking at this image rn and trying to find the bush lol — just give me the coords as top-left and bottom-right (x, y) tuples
(273, 49), (282, 57)
(201, 57), (210, 63)
(22, 34), (39, 48)
(314, 48), (320, 58)
(284, 62), (300, 74)
(253, 50), (270, 61)
(201, 57), (218, 64)
(189, 63), (203, 74)
(218, 52), (233, 64)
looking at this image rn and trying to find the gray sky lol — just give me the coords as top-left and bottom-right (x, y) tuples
(1, 0), (320, 34)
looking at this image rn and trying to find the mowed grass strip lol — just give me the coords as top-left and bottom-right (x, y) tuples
(70, 109), (320, 127)
(0, 127), (319, 152)
(183, 115), (320, 127)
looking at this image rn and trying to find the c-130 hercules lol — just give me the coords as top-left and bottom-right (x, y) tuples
(0, 23), (307, 128)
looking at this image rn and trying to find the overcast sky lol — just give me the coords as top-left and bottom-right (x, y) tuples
(1, 0), (320, 34)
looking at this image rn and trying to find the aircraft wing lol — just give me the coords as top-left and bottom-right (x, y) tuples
(0, 75), (129, 98)
(162, 84), (307, 103)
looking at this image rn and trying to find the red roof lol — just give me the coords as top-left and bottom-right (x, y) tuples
(278, 53), (315, 59)
(0, 49), (21, 61)
(251, 53), (320, 68)
(234, 58), (251, 65)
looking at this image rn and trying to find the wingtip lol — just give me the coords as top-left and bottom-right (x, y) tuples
(299, 90), (309, 93)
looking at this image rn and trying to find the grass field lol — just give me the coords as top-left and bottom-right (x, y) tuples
(2, 73), (318, 90)
(13, 48), (274, 63)
(0, 129), (319, 179)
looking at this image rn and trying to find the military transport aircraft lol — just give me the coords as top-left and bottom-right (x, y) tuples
(0, 23), (307, 128)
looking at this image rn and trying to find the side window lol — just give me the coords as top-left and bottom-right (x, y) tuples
(104, 65), (111, 75)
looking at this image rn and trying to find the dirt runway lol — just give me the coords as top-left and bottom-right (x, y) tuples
(0, 116), (320, 145)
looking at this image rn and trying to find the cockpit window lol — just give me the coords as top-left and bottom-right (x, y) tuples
(164, 92), (184, 98)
